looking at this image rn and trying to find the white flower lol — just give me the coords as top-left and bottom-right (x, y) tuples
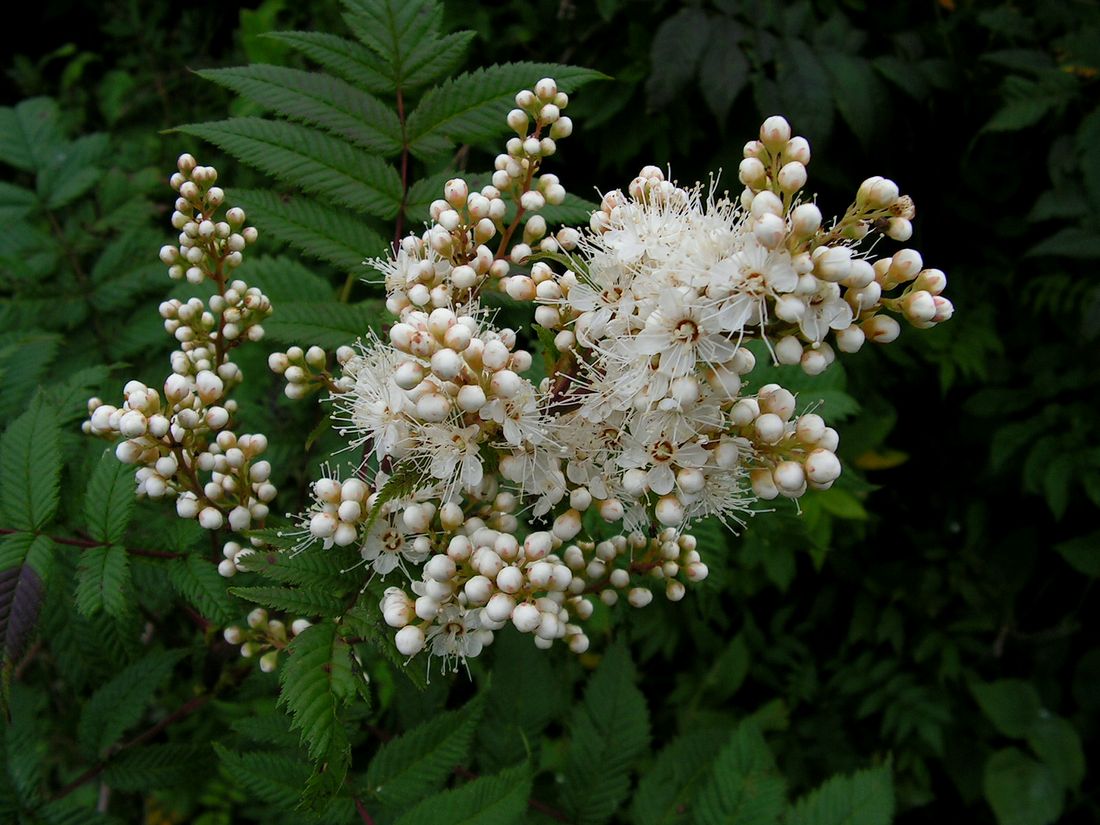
(712, 240), (798, 334)
(360, 512), (428, 578)
(420, 423), (484, 493)
(631, 288), (739, 378)
(617, 433), (710, 496)
(425, 604), (487, 672)
(799, 282), (854, 342)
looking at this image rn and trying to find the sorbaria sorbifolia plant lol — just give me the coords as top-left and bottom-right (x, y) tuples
(85, 76), (954, 677)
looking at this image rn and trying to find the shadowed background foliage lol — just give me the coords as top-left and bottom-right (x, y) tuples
(1, 1), (1097, 823)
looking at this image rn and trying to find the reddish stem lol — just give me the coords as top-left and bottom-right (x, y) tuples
(0, 528), (182, 559)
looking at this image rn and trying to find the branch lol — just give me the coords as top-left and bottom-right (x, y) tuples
(53, 693), (212, 800)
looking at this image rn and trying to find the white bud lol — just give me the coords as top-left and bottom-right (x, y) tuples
(395, 625), (425, 656)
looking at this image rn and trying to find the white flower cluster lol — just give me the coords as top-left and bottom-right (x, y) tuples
(282, 81), (954, 674)
(84, 155), (277, 539)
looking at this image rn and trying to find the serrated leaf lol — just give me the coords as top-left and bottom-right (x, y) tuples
(170, 554), (235, 624)
(234, 189), (388, 272)
(786, 763), (894, 825)
(698, 18), (748, 122)
(366, 694), (485, 807)
(821, 52), (886, 146)
(214, 744), (311, 808)
(561, 641), (651, 824)
(264, 31), (392, 94)
(199, 65), (403, 156)
(242, 254), (335, 303)
(279, 621), (355, 766)
(630, 728), (728, 825)
(694, 722), (786, 825)
(77, 649), (186, 755)
(400, 30), (476, 90)
(102, 744), (207, 791)
(0, 335), (60, 422)
(231, 585), (344, 616)
(0, 394), (62, 531)
(407, 63), (608, 156)
(85, 450), (136, 545)
(393, 763), (532, 825)
(176, 118), (402, 219)
(0, 97), (63, 173)
(342, 0), (439, 86)
(983, 748), (1063, 825)
(773, 37), (833, 141)
(75, 545), (130, 619)
(647, 8), (712, 107)
(265, 300), (383, 349)
(0, 534), (52, 665)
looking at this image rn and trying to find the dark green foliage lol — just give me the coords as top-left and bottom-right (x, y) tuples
(1, 0), (1098, 823)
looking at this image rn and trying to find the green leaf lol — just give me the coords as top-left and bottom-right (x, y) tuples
(1054, 532), (1100, 577)
(983, 97), (1056, 133)
(773, 37), (833, 142)
(392, 763), (532, 825)
(37, 132), (108, 209)
(399, 29), (477, 90)
(214, 744), (311, 808)
(1078, 107), (1100, 211)
(75, 545), (130, 619)
(170, 554), (235, 625)
(698, 18), (748, 122)
(84, 450), (136, 545)
(234, 189), (388, 273)
(278, 620), (355, 765)
(971, 680), (1042, 739)
(0, 181), (37, 221)
(176, 118), (402, 219)
(198, 65), (403, 156)
(342, 0), (443, 89)
(0, 335), (60, 422)
(1026, 715), (1085, 789)
(0, 97), (63, 173)
(103, 744), (208, 791)
(478, 628), (563, 769)
(630, 728), (728, 825)
(821, 52), (886, 146)
(264, 31), (392, 94)
(647, 8), (711, 106)
(0, 393), (62, 531)
(407, 63), (608, 156)
(77, 649), (185, 755)
(0, 534), (52, 665)
(264, 300), (384, 348)
(230, 585), (345, 616)
(561, 641), (651, 824)
(366, 694), (485, 807)
(786, 763), (894, 825)
(1026, 227), (1100, 260)
(983, 748), (1063, 825)
(694, 722), (786, 825)
(242, 254), (335, 303)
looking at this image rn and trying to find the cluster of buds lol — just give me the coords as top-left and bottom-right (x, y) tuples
(375, 79), (578, 318)
(269, 345), (353, 399)
(84, 156), (278, 536)
(223, 608), (312, 673)
(162, 158), (257, 285)
(272, 85), (955, 673)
